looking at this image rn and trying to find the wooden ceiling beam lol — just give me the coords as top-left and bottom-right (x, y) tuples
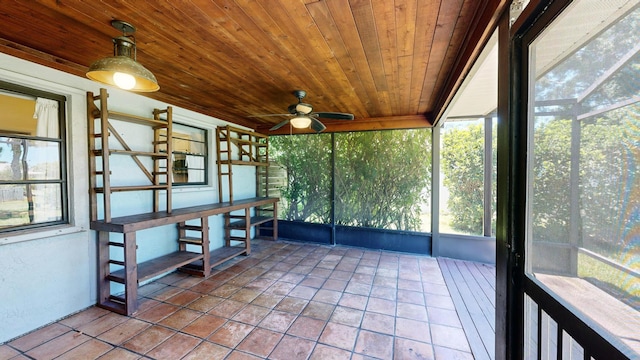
(257, 114), (432, 135)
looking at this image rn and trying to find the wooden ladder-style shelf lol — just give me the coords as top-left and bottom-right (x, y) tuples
(87, 88), (173, 222)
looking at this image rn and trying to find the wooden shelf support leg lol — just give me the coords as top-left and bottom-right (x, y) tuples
(123, 232), (139, 315)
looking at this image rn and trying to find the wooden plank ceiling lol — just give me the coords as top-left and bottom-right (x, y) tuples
(0, 0), (505, 134)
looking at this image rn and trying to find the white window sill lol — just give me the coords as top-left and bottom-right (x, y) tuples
(0, 225), (87, 246)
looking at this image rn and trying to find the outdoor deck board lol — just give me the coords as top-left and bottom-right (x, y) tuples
(440, 257), (496, 360)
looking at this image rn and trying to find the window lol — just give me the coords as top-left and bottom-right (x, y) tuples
(0, 81), (67, 232)
(161, 123), (207, 185)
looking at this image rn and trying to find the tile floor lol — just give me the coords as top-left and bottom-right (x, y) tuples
(1, 240), (476, 359)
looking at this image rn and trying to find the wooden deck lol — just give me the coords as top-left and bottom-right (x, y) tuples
(439, 258), (496, 360)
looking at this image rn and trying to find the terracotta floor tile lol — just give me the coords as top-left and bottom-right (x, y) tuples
(259, 310), (297, 332)
(309, 343), (352, 360)
(289, 285), (318, 300)
(229, 288), (261, 304)
(338, 293), (368, 310)
(344, 281), (372, 296)
(309, 267), (333, 278)
(265, 281), (297, 296)
(299, 276), (326, 288)
(9, 323), (71, 351)
(226, 275), (256, 287)
(135, 302), (180, 323)
(149, 286), (183, 301)
(58, 307), (110, 329)
(97, 347), (141, 359)
(208, 299), (246, 318)
(433, 345), (474, 360)
(361, 311), (395, 335)
(232, 304), (271, 325)
(370, 285), (396, 300)
(427, 307), (462, 328)
(146, 332), (201, 359)
(398, 289), (426, 305)
(251, 293), (285, 308)
(270, 334), (315, 360)
(313, 289), (343, 304)
(351, 273), (374, 284)
(55, 338), (113, 360)
(397, 302), (428, 321)
(398, 278), (423, 291)
(323, 279), (348, 292)
(319, 322), (358, 351)
(97, 318), (150, 345)
(286, 316), (326, 340)
(354, 329), (394, 359)
(430, 324), (471, 352)
(158, 308), (201, 330)
(396, 317), (431, 343)
(182, 341), (230, 360)
(122, 325), (175, 354)
(135, 297), (161, 314)
(0, 344), (20, 359)
(317, 261), (339, 270)
(237, 327), (283, 357)
(272, 262), (295, 272)
(245, 277), (275, 291)
(425, 293), (456, 310)
(165, 289), (201, 306)
(209, 283), (241, 298)
(366, 297), (396, 316)
(281, 272), (306, 283)
(423, 283), (450, 296)
(395, 338), (435, 360)
(330, 306), (364, 327)
(373, 275), (398, 288)
(335, 262), (357, 272)
(181, 314), (226, 338)
(76, 312), (128, 337)
(208, 321), (254, 348)
(25, 331), (91, 360)
(301, 301), (335, 321)
(226, 350), (263, 360)
(330, 270), (353, 281)
(185, 294), (224, 312)
(188, 279), (221, 294)
(274, 296), (309, 314)
(138, 282), (168, 297)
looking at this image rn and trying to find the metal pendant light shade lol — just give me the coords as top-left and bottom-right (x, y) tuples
(86, 20), (159, 92)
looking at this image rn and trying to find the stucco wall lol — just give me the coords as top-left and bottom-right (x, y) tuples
(0, 52), (254, 342)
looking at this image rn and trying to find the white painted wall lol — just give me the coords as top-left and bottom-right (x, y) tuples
(0, 53), (255, 342)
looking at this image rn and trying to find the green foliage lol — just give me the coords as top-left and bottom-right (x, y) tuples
(335, 130), (431, 230)
(269, 129), (431, 231)
(531, 119), (572, 242)
(441, 123), (486, 234)
(269, 134), (331, 223)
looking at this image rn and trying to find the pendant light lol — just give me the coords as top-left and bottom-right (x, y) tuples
(86, 20), (159, 92)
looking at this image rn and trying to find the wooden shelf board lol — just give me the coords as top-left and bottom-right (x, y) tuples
(91, 197), (279, 233)
(108, 111), (168, 127)
(228, 215), (273, 229)
(110, 251), (204, 283)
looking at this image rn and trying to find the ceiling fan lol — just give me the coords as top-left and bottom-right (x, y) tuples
(251, 90), (354, 132)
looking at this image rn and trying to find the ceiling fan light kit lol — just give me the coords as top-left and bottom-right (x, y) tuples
(256, 90), (355, 133)
(86, 20), (159, 92)
(290, 116), (312, 128)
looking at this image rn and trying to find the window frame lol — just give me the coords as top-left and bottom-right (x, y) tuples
(0, 80), (68, 233)
(167, 122), (208, 186)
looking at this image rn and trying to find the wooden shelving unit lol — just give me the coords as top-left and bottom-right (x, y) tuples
(88, 92), (278, 316)
(87, 88), (173, 222)
(216, 125), (278, 248)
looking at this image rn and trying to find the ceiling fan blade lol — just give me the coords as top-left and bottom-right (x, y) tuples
(310, 118), (326, 133)
(313, 112), (355, 120)
(248, 113), (292, 118)
(270, 119), (291, 131)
